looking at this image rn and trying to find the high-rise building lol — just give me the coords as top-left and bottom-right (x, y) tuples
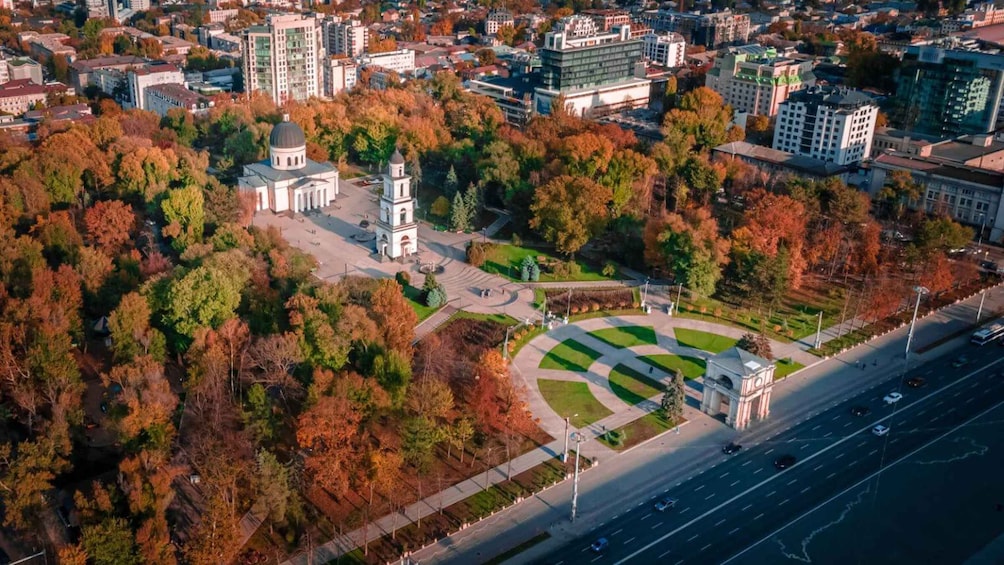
(705, 45), (815, 117)
(641, 10), (749, 48)
(642, 32), (686, 68)
(535, 15), (649, 117)
(322, 57), (356, 97)
(773, 85), (878, 166)
(893, 45), (1004, 137)
(323, 16), (368, 58)
(582, 9), (632, 32)
(242, 14), (324, 104)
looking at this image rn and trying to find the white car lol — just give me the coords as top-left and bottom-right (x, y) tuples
(883, 392), (903, 405)
(872, 424), (890, 437)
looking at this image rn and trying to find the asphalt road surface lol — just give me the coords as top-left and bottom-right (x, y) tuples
(534, 343), (1004, 565)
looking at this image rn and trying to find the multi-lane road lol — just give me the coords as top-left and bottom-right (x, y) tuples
(535, 342), (1004, 564)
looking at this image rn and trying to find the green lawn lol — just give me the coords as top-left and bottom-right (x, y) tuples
(537, 379), (612, 428)
(638, 354), (707, 379)
(774, 358), (806, 379)
(481, 244), (613, 282)
(539, 339), (604, 372)
(587, 325), (657, 349)
(597, 411), (678, 452)
(673, 328), (738, 354)
(608, 364), (665, 406)
(403, 285), (438, 321)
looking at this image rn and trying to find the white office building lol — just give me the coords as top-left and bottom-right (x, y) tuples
(356, 49), (415, 75)
(773, 85), (878, 166)
(642, 31), (686, 68)
(242, 14), (324, 104)
(127, 62), (185, 110)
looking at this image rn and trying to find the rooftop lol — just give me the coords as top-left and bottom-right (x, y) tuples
(786, 85), (875, 109)
(873, 152), (1004, 186)
(710, 346), (773, 378)
(146, 83), (208, 105)
(713, 140), (856, 177)
(244, 159), (335, 183)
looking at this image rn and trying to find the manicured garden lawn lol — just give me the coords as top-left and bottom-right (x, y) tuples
(481, 244), (613, 282)
(774, 358), (805, 379)
(539, 339), (604, 372)
(587, 325), (657, 349)
(403, 285), (438, 321)
(598, 411), (679, 452)
(639, 354), (707, 379)
(673, 328), (738, 354)
(537, 379), (612, 427)
(608, 364), (665, 406)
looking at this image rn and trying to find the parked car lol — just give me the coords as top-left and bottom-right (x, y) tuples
(722, 442), (742, 455)
(850, 406), (871, 417)
(774, 454), (797, 470)
(952, 356), (970, 368)
(883, 392), (903, 405)
(591, 538), (609, 553)
(654, 497), (678, 512)
(906, 377), (927, 388)
(872, 424), (890, 437)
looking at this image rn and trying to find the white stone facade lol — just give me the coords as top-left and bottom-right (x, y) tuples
(700, 347), (775, 431)
(374, 151), (418, 259)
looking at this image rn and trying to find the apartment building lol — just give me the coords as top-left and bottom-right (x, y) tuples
(641, 10), (750, 48)
(323, 16), (368, 58)
(642, 32), (686, 68)
(705, 45), (815, 116)
(242, 14), (324, 104)
(773, 85), (878, 166)
(485, 9), (515, 36)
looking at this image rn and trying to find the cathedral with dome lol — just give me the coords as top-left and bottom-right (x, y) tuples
(239, 115), (339, 214)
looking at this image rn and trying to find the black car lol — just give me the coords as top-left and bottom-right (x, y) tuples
(906, 377), (927, 388)
(850, 406), (871, 417)
(774, 454), (797, 470)
(723, 442), (743, 455)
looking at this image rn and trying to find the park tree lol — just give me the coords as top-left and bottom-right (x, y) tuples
(877, 170), (921, 220)
(736, 332), (773, 360)
(662, 88), (738, 151)
(369, 279), (418, 359)
(914, 216), (972, 257)
(600, 149), (657, 217)
(296, 394), (364, 496)
(644, 208), (729, 297)
(254, 450), (292, 530)
(161, 185), (205, 252)
(660, 369), (685, 421)
(83, 200), (135, 256)
(165, 263), (248, 339)
(430, 195), (450, 218)
(108, 292), (167, 363)
(0, 437), (66, 531)
(530, 175), (612, 257)
(101, 356), (178, 446)
(116, 146), (178, 202)
(449, 190), (471, 232)
(444, 165), (459, 198)
(81, 517), (140, 565)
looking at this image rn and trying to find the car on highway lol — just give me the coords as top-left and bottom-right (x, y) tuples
(591, 538), (609, 553)
(654, 497), (678, 512)
(872, 424), (890, 436)
(774, 454), (797, 470)
(722, 442), (742, 455)
(883, 392), (903, 405)
(906, 377), (927, 388)
(850, 406), (871, 417)
(952, 356), (970, 368)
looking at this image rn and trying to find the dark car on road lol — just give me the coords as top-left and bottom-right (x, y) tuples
(850, 406), (871, 417)
(654, 497), (677, 512)
(723, 442), (742, 455)
(591, 538), (609, 553)
(774, 454), (797, 470)
(906, 377), (927, 388)
(952, 356), (970, 368)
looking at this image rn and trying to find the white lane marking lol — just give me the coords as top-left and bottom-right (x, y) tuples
(613, 528), (623, 535)
(766, 490), (776, 497)
(723, 396), (1004, 565)
(641, 513), (652, 521)
(753, 468), (763, 475)
(730, 527), (740, 535)
(801, 486), (811, 494)
(812, 425), (821, 431)
(742, 461), (752, 467)
(755, 513), (764, 520)
(715, 518), (727, 526)
(787, 479), (798, 486)
(612, 355), (1004, 565)
(843, 422), (853, 428)
(731, 480), (740, 487)
(705, 493), (715, 500)
(680, 507), (690, 514)
(659, 549), (672, 559)
(824, 432), (833, 438)
(831, 415), (840, 421)
(801, 444), (810, 450)
(742, 504), (753, 511)
(720, 472), (730, 479)
(687, 534), (699, 542)
(869, 449), (879, 456)
(779, 498), (790, 506)
(827, 472), (837, 480)
(857, 440), (868, 447)
(765, 449), (774, 455)
(625, 537), (635, 544)
(701, 544), (712, 552)
(813, 464), (824, 471)
(652, 522), (664, 530)
(695, 485), (705, 492)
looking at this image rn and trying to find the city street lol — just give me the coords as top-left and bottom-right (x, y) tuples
(534, 345), (1004, 564)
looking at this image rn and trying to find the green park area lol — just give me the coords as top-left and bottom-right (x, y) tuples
(639, 354), (707, 379)
(774, 358), (805, 379)
(587, 325), (658, 349)
(673, 328), (738, 354)
(598, 411), (678, 452)
(539, 339), (604, 372)
(480, 244), (612, 282)
(403, 285), (438, 321)
(608, 364), (665, 406)
(537, 379), (612, 428)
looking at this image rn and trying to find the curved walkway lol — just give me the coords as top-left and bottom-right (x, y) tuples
(511, 315), (818, 439)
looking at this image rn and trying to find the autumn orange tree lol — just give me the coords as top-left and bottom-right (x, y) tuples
(530, 175), (613, 257)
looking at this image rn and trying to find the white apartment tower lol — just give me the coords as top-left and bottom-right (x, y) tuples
(642, 32), (686, 68)
(323, 16), (369, 58)
(242, 14), (324, 104)
(705, 45), (815, 117)
(375, 149), (418, 259)
(773, 85), (879, 166)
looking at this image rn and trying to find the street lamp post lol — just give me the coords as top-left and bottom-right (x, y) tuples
(675, 283), (683, 314)
(977, 289), (988, 324)
(502, 318), (532, 360)
(977, 213), (986, 252)
(561, 414), (578, 463)
(483, 446), (495, 489)
(641, 278), (650, 308)
(570, 432), (584, 522)
(813, 310), (823, 350)
(904, 286), (928, 364)
(566, 288), (571, 321)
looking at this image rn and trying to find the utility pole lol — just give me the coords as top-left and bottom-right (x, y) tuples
(977, 289), (988, 324)
(570, 433), (584, 522)
(642, 278), (650, 307)
(562, 416), (570, 463)
(813, 310), (823, 350)
(904, 286), (928, 364)
(566, 288), (571, 320)
(675, 283), (683, 314)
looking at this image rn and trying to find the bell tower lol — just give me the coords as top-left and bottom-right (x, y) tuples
(374, 148), (418, 259)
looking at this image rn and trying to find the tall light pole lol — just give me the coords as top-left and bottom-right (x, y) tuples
(483, 446), (495, 489)
(641, 278), (650, 308)
(675, 283), (683, 314)
(570, 432), (584, 523)
(565, 288), (571, 321)
(813, 310), (823, 350)
(977, 289), (988, 324)
(904, 286), (928, 364)
(977, 213), (986, 252)
(502, 318), (532, 360)
(562, 414), (578, 463)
